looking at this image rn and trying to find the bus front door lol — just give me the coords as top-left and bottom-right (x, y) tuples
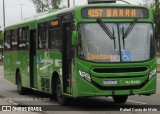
(62, 22), (73, 94)
(29, 29), (37, 88)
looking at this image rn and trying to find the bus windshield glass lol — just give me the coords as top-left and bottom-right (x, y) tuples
(78, 23), (154, 62)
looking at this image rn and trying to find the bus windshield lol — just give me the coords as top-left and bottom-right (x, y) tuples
(78, 23), (154, 62)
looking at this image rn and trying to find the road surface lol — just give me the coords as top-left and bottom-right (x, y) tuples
(0, 66), (160, 114)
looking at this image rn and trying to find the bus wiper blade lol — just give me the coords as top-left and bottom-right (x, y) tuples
(122, 18), (138, 49)
(97, 19), (116, 49)
(112, 27), (116, 50)
(97, 19), (115, 40)
(122, 25), (125, 49)
(123, 18), (138, 39)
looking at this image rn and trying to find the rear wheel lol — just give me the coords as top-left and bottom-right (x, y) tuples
(17, 72), (26, 95)
(56, 78), (69, 106)
(112, 95), (128, 103)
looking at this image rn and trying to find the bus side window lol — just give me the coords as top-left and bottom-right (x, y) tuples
(49, 28), (61, 50)
(11, 29), (18, 51)
(18, 27), (28, 50)
(38, 22), (48, 50)
(4, 31), (11, 51)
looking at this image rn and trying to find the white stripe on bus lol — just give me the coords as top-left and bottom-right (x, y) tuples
(40, 63), (53, 71)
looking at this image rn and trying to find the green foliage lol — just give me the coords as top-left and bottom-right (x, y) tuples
(0, 31), (3, 46)
(29, 0), (63, 13)
(139, 0), (155, 10)
(153, 0), (160, 40)
(141, 0), (160, 53)
(154, 11), (160, 38)
(140, 1), (160, 36)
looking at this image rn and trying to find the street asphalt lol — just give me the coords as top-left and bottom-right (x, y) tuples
(0, 63), (160, 114)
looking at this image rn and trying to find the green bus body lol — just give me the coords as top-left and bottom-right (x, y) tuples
(3, 3), (157, 104)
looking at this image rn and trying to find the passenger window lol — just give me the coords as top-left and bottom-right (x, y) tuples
(38, 22), (48, 50)
(18, 27), (28, 50)
(11, 29), (18, 51)
(49, 28), (61, 50)
(4, 31), (11, 51)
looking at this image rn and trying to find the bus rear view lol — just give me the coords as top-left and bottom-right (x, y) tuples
(73, 0), (157, 103)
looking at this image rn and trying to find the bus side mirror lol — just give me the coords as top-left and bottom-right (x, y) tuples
(72, 31), (78, 46)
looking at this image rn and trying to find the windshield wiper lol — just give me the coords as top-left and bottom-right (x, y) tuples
(97, 19), (116, 50)
(122, 18), (138, 49)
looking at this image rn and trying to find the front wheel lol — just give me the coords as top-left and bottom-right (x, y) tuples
(56, 78), (69, 106)
(112, 95), (128, 103)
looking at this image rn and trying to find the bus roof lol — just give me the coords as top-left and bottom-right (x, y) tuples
(4, 3), (152, 31)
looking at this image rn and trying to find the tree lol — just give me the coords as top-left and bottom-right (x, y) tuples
(139, 0), (155, 10)
(29, 0), (63, 13)
(141, 0), (160, 53)
(154, 0), (160, 53)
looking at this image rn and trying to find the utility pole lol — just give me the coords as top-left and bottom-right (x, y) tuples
(68, 0), (70, 7)
(73, 0), (75, 6)
(20, 4), (23, 21)
(3, 0), (6, 27)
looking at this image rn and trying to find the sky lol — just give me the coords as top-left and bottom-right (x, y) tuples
(0, 0), (143, 29)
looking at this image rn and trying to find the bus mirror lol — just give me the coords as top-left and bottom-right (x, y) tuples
(72, 31), (78, 46)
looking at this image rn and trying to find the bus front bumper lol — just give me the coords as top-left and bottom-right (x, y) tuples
(73, 74), (157, 97)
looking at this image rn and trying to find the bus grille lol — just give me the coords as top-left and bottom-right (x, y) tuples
(93, 67), (147, 73)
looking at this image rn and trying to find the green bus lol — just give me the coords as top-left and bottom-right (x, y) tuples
(4, 0), (157, 105)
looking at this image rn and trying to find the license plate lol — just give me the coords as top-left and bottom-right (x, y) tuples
(103, 80), (117, 85)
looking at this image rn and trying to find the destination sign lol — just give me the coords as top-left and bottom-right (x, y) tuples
(82, 8), (148, 18)
(88, 0), (116, 4)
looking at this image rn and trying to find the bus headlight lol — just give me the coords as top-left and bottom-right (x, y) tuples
(79, 70), (91, 82)
(149, 68), (156, 80)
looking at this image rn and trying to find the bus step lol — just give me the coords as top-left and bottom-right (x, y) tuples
(31, 88), (38, 91)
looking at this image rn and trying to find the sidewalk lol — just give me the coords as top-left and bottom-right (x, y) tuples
(0, 66), (3, 76)
(157, 56), (160, 64)
(156, 57), (160, 72)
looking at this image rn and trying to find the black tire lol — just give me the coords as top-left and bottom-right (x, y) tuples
(56, 78), (69, 106)
(112, 95), (128, 103)
(17, 72), (26, 95)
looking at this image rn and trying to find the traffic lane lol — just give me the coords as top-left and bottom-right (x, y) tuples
(0, 76), (159, 111)
(0, 76), (159, 106)
(0, 76), (57, 106)
(0, 70), (159, 112)
(128, 74), (160, 105)
(0, 75), (159, 105)
(0, 66), (56, 105)
(0, 76), (151, 106)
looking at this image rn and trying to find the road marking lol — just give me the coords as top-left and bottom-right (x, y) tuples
(127, 100), (147, 105)
(108, 97), (147, 105)
(8, 101), (18, 105)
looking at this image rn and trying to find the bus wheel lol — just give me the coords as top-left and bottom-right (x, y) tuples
(112, 95), (128, 103)
(56, 78), (69, 106)
(17, 72), (26, 95)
